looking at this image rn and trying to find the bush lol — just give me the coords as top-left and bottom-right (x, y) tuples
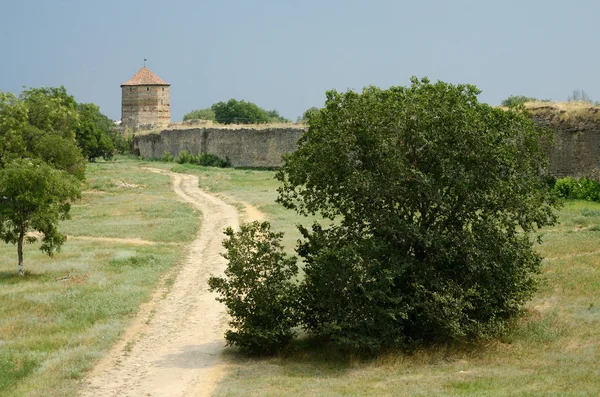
(176, 150), (194, 164)
(501, 95), (539, 107)
(173, 150), (231, 167)
(210, 78), (560, 355)
(277, 77), (559, 351)
(160, 151), (174, 162)
(208, 222), (299, 355)
(554, 177), (600, 201)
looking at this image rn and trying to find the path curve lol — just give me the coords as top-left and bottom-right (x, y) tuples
(79, 169), (239, 397)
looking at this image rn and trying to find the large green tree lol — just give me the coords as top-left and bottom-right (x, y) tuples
(0, 87), (87, 276)
(0, 159), (81, 276)
(0, 88), (86, 179)
(211, 99), (272, 124)
(275, 77), (560, 350)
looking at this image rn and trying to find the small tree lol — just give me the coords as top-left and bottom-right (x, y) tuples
(0, 159), (81, 276)
(277, 77), (560, 350)
(208, 222), (299, 354)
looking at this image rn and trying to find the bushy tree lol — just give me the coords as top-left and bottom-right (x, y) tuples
(297, 106), (320, 123)
(0, 159), (81, 276)
(208, 222), (299, 354)
(276, 77), (560, 351)
(0, 89), (86, 180)
(15, 86), (120, 162)
(211, 99), (271, 124)
(183, 108), (216, 121)
(0, 87), (86, 275)
(76, 103), (116, 161)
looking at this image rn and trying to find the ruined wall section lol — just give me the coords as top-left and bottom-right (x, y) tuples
(134, 127), (305, 168)
(532, 108), (600, 180)
(121, 85), (171, 130)
(134, 111), (600, 177)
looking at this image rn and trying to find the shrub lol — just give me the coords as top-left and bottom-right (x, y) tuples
(501, 95), (538, 107)
(277, 77), (559, 351)
(196, 153), (231, 168)
(160, 151), (174, 162)
(554, 177), (600, 201)
(176, 150), (194, 164)
(208, 222), (299, 355)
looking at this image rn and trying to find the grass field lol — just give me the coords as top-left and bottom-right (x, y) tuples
(0, 159), (198, 396)
(161, 164), (600, 396)
(2, 158), (600, 395)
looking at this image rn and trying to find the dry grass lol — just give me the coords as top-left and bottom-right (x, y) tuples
(524, 101), (600, 123)
(0, 158), (198, 396)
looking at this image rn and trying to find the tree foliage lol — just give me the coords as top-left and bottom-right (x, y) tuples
(208, 222), (299, 354)
(297, 106), (320, 123)
(211, 99), (281, 124)
(265, 109), (290, 123)
(0, 159), (81, 275)
(0, 88), (86, 179)
(0, 86), (87, 275)
(183, 108), (216, 122)
(272, 77), (560, 351)
(76, 103), (116, 161)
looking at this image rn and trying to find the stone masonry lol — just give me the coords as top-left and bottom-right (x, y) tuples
(121, 67), (170, 130)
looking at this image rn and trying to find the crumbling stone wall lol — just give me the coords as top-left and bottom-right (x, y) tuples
(134, 127), (305, 167)
(134, 113), (600, 177)
(532, 108), (600, 180)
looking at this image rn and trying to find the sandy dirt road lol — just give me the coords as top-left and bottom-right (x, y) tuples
(79, 169), (243, 397)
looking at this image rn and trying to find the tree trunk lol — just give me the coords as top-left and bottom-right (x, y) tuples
(18, 229), (24, 276)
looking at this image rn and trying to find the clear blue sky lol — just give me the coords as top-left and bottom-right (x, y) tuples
(1, 0), (598, 122)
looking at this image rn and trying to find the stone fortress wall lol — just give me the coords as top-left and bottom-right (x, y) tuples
(134, 126), (305, 168)
(530, 104), (600, 180)
(133, 103), (600, 178)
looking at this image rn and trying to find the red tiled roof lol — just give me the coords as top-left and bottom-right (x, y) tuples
(121, 67), (170, 86)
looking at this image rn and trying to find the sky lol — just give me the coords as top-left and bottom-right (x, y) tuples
(1, 0), (599, 122)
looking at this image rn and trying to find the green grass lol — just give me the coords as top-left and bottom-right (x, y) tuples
(4, 158), (600, 395)
(0, 158), (198, 396)
(159, 167), (597, 396)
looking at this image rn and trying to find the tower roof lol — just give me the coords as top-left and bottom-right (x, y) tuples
(121, 66), (170, 87)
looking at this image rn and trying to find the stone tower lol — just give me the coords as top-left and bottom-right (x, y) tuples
(120, 66), (170, 130)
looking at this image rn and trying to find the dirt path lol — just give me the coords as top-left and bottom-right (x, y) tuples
(79, 169), (241, 397)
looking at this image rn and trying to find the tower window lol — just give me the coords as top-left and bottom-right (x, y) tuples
(162, 88), (164, 91)
(147, 87), (150, 91)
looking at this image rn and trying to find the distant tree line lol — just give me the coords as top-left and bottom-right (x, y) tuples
(184, 99), (291, 124)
